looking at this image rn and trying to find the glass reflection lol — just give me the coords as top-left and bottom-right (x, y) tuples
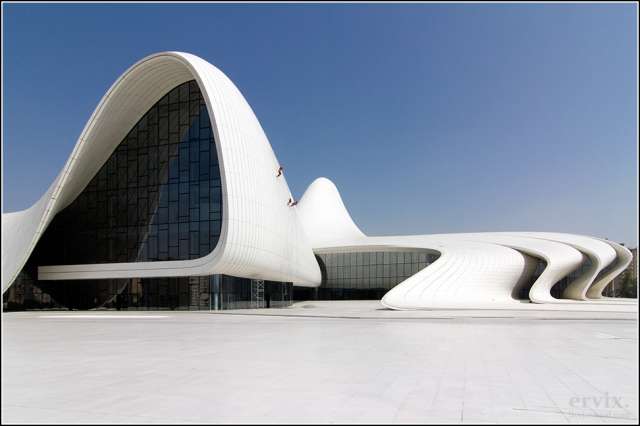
(36, 80), (222, 265)
(304, 250), (440, 300)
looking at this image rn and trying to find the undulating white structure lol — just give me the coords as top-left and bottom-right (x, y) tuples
(2, 52), (634, 311)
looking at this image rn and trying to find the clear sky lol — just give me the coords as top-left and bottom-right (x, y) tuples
(2, 3), (638, 246)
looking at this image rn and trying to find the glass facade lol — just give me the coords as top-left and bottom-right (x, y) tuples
(294, 250), (439, 300)
(37, 80), (222, 265)
(3, 273), (292, 311)
(2, 80), (294, 312)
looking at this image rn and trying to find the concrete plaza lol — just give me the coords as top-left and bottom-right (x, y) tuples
(2, 301), (638, 424)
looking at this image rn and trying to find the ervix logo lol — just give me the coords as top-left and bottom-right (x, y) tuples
(569, 393), (628, 409)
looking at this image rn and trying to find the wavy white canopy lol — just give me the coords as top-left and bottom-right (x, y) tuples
(2, 52), (633, 310)
(296, 177), (634, 309)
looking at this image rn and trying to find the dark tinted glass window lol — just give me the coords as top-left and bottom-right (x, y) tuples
(36, 80), (222, 265)
(310, 251), (440, 300)
(3, 271), (293, 312)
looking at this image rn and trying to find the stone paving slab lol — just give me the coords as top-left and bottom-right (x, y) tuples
(2, 306), (638, 424)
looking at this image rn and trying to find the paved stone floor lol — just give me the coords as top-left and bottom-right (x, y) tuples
(2, 301), (638, 424)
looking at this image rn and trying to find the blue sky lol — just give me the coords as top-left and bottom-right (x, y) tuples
(2, 3), (637, 245)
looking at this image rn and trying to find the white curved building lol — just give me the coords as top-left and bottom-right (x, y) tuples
(2, 52), (634, 311)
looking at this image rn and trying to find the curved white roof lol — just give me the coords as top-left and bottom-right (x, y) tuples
(296, 177), (365, 247)
(2, 52), (633, 310)
(2, 52), (321, 291)
(296, 175), (634, 309)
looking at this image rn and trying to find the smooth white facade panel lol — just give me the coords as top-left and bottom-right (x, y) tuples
(296, 176), (634, 309)
(2, 52), (634, 310)
(508, 232), (617, 300)
(296, 177), (366, 247)
(448, 234), (585, 304)
(2, 52), (321, 292)
(587, 239), (633, 299)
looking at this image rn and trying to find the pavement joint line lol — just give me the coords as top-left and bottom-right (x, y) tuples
(208, 312), (457, 320)
(3, 301), (636, 425)
(204, 312), (637, 321)
(37, 315), (170, 319)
